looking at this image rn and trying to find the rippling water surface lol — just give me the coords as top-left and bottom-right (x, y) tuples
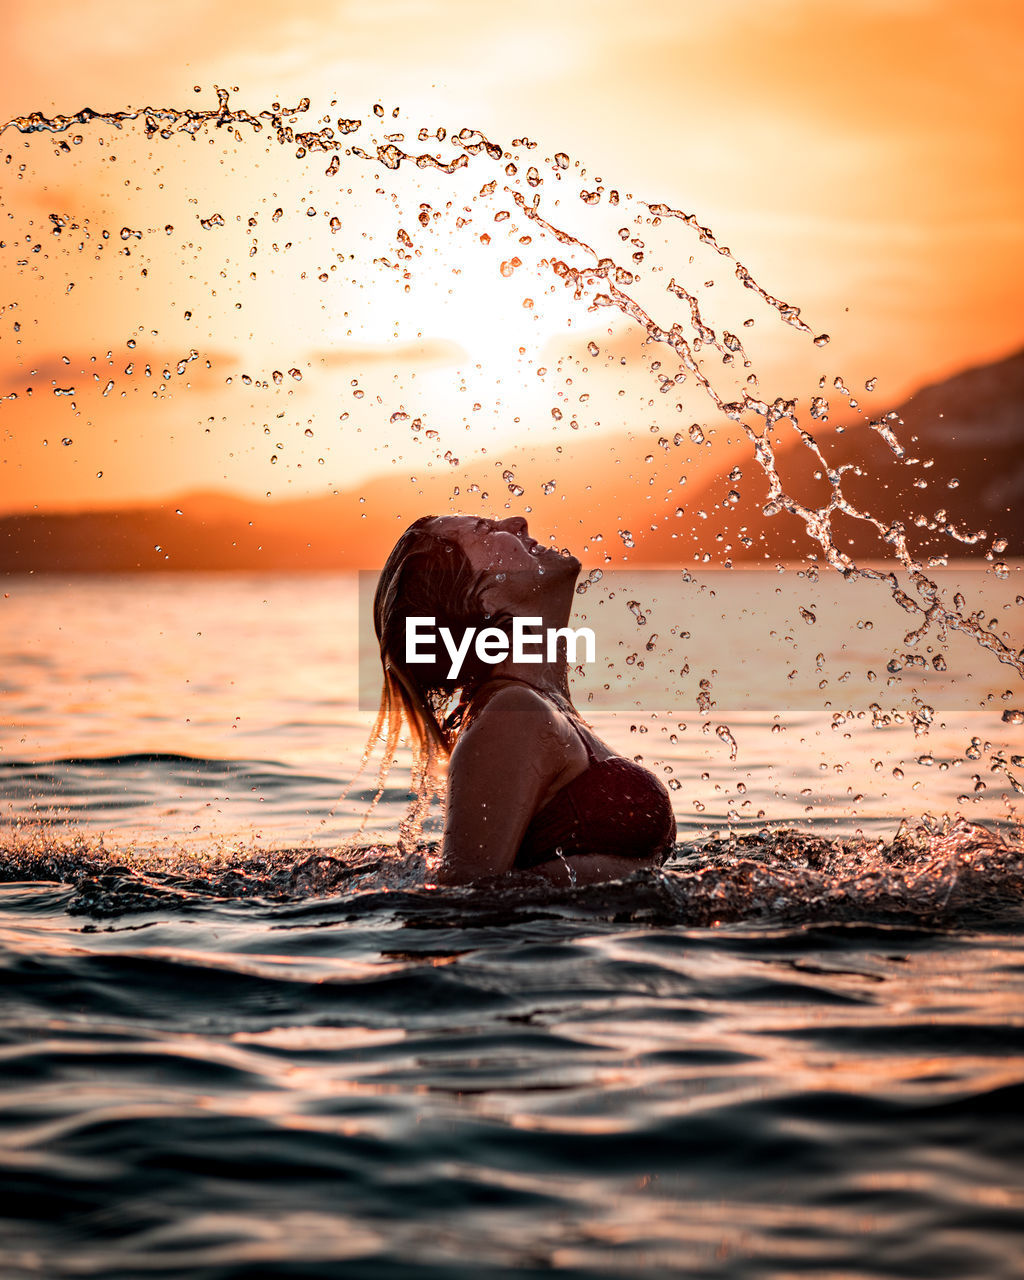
(2, 570), (1023, 1277)
(3, 879), (1024, 1279)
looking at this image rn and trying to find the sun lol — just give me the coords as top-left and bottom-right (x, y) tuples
(327, 217), (580, 365)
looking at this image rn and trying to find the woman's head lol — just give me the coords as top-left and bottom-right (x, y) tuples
(373, 514), (579, 769)
(374, 515), (486, 764)
(429, 514), (582, 612)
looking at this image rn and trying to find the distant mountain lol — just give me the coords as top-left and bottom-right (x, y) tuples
(2, 347), (1021, 571)
(0, 429), (744, 571)
(638, 345), (1024, 564)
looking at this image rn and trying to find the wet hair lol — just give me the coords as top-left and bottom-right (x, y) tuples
(369, 515), (499, 824)
(360, 515), (579, 848)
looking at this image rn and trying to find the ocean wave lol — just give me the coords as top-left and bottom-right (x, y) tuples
(1, 815), (1021, 930)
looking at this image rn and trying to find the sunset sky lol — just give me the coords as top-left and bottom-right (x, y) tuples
(1, 0), (1022, 516)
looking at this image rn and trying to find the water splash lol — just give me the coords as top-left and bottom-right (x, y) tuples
(715, 724), (738, 761)
(1, 817), (1021, 927)
(524, 205), (1021, 675)
(2, 90), (1013, 644)
(1, 88), (1019, 821)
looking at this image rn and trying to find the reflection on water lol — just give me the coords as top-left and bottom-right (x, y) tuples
(3, 569), (1019, 1279)
(1, 872), (1022, 1278)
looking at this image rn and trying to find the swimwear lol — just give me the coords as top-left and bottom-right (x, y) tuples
(512, 702), (677, 870)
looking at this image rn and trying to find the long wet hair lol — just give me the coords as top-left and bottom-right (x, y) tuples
(365, 515), (502, 836)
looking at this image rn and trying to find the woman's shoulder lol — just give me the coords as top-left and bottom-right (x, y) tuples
(459, 679), (576, 744)
(450, 681), (588, 801)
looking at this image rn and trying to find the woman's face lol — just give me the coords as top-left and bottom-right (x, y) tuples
(427, 515), (573, 573)
(427, 515), (580, 610)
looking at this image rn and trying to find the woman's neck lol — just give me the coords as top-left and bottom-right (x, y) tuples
(471, 658), (570, 703)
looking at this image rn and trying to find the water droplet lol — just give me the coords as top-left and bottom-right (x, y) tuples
(576, 567), (603, 595)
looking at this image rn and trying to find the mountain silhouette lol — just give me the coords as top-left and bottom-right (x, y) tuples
(2, 346), (1020, 571)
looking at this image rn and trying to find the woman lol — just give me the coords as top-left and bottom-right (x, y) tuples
(373, 514), (676, 886)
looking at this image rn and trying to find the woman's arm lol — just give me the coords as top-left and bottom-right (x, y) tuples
(434, 684), (575, 885)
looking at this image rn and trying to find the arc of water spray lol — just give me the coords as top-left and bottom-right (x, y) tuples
(509, 191), (1022, 679)
(3, 90), (1019, 685)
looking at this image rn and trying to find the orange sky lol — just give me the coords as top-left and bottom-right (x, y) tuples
(1, 0), (1022, 515)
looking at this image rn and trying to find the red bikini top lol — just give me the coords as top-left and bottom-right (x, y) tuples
(464, 678), (675, 870)
(514, 725), (677, 870)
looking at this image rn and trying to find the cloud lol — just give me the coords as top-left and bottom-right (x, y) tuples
(0, 347), (237, 397)
(312, 338), (464, 368)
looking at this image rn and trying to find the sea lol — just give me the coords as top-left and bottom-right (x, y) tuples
(2, 565), (1023, 1278)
